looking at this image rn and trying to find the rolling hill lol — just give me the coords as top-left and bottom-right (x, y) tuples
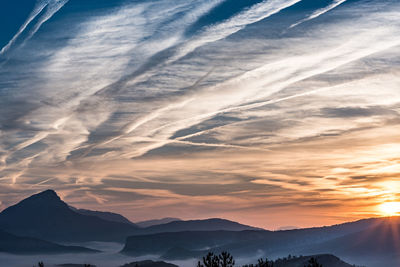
(122, 216), (400, 264)
(0, 229), (98, 254)
(140, 218), (262, 234)
(302, 216), (400, 266)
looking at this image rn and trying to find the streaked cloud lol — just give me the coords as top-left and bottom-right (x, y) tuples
(0, 0), (69, 56)
(289, 0), (348, 29)
(0, 0), (399, 228)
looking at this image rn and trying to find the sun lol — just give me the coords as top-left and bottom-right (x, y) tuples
(379, 202), (400, 216)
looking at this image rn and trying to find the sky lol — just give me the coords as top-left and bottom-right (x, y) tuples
(0, 0), (399, 230)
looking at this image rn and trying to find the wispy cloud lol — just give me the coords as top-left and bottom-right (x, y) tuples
(0, 0), (69, 56)
(1, 0), (400, 228)
(290, 0), (348, 29)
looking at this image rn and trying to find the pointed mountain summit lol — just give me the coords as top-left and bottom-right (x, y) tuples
(2, 190), (66, 214)
(0, 189), (139, 243)
(27, 189), (59, 199)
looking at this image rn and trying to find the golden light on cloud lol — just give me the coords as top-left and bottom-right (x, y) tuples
(379, 202), (400, 216)
(1, 0), (400, 232)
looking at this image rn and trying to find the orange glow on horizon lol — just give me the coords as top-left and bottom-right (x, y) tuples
(379, 202), (400, 217)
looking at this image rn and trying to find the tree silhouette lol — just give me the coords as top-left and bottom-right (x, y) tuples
(198, 251), (278, 267)
(219, 251), (235, 267)
(304, 257), (322, 267)
(256, 258), (273, 267)
(198, 252), (220, 267)
(38, 262), (44, 267)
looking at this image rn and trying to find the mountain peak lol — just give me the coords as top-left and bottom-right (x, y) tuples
(0, 189), (67, 217)
(24, 189), (63, 204)
(34, 189), (59, 198)
(0, 189), (139, 242)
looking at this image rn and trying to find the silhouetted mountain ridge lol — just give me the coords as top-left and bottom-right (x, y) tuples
(122, 216), (400, 266)
(0, 190), (139, 242)
(136, 218), (182, 228)
(1, 190), (399, 267)
(140, 218), (261, 234)
(305, 216), (400, 257)
(71, 206), (136, 226)
(0, 190), (258, 243)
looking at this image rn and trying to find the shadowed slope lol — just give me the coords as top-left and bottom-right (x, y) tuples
(0, 229), (98, 254)
(136, 218), (182, 228)
(304, 216), (400, 263)
(0, 190), (139, 242)
(71, 207), (136, 226)
(141, 218), (262, 234)
(122, 216), (400, 261)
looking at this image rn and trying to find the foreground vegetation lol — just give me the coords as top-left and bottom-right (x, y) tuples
(197, 252), (323, 267)
(32, 252), (325, 267)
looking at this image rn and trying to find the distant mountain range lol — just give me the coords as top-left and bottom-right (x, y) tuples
(0, 229), (98, 254)
(0, 189), (399, 267)
(122, 216), (400, 265)
(120, 254), (356, 267)
(0, 190), (261, 244)
(136, 218), (182, 228)
(31, 255), (356, 267)
(140, 218), (261, 235)
(305, 216), (400, 257)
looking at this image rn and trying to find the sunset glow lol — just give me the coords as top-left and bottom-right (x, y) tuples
(0, 0), (400, 230)
(379, 202), (400, 217)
